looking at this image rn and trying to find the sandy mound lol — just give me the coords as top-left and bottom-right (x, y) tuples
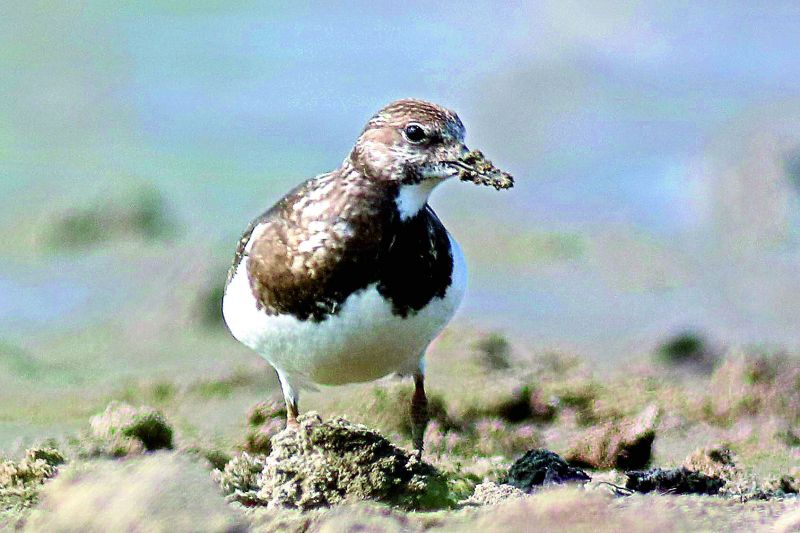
(214, 412), (452, 510)
(26, 453), (244, 532)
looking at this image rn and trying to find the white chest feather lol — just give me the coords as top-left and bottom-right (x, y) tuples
(395, 181), (442, 221)
(222, 234), (466, 388)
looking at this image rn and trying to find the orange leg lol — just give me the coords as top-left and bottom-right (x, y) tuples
(410, 372), (429, 459)
(286, 400), (299, 429)
(277, 369), (300, 430)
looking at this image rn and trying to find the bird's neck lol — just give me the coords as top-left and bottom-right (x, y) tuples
(394, 180), (441, 221)
(338, 158), (443, 222)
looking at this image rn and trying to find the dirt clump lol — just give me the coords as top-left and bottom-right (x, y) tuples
(461, 481), (527, 506)
(767, 470), (800, 495)
(682, 445), (737, 481)
(214, 413), (453, 511)
(0, 447), (65, 519)
(679, 445), (771, 500)
(212, 452), (267, 507)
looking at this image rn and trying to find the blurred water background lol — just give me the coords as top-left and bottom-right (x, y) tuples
(3, 2), (800, 444)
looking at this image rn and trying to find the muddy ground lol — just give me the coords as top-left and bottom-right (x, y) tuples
(2, 330), (799, 531)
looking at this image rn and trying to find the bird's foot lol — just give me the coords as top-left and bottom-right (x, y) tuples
(413, 444), (424, 462)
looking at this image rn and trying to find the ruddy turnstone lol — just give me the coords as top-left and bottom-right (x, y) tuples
(222, 99), (513, 456)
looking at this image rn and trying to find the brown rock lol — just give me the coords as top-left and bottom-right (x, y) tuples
(566, 404), (658, 470)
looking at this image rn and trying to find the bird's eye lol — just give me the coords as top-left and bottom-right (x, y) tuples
(403, 123), (426, 143)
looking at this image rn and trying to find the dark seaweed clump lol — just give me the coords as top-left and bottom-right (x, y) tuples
(656, 331), (717, 372)
(503, 449), (590, 493)
(626, 467), (725, 495)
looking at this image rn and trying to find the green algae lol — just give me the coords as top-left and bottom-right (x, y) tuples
(474, 332), (512, 370)
(81, 402), (173, 457)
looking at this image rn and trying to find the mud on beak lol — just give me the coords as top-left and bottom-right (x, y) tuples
(445, 147), (514, 190)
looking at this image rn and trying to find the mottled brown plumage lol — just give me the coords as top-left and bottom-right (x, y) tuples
(222, 98), (513, 457)
(234, 168), (452, 322)
(246, 171), (391, 321)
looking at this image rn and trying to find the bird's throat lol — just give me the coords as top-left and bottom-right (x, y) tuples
(394, 180), (442, 221)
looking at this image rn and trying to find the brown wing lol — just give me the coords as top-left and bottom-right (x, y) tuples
(234, 171), (396, 322)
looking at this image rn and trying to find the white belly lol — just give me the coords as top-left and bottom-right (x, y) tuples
(222, 235), (467, 387)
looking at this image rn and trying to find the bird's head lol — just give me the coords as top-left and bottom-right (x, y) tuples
(348, 99), (513, 210)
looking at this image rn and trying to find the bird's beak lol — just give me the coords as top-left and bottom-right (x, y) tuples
(445, 146), (514, 190)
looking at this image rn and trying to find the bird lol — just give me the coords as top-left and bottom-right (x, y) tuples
(222, 98), (513, 457)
